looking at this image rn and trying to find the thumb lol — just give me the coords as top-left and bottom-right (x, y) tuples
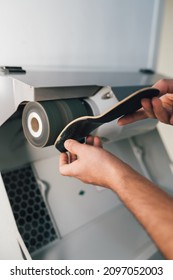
(64, 139), (83, 154)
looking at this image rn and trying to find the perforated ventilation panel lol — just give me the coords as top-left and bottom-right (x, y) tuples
(2, 165), (57, 254)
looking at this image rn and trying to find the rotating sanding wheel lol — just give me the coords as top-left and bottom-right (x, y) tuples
(22, 99), (91, 147)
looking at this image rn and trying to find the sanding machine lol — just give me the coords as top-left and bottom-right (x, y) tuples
(0, 70), (171, 260)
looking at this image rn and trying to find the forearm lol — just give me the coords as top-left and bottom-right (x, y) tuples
(110, 166), (173, 259)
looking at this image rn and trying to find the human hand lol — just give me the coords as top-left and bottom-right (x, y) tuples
(59, 136), (129, 188)
(118, 79), (173, 126)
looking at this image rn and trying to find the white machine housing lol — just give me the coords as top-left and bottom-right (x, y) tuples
(0, 70), (171, 260)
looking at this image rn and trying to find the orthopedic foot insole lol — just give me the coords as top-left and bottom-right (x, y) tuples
(55, 87), (159, 152)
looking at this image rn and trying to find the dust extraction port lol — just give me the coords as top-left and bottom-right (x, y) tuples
(2, 165), (57, 255)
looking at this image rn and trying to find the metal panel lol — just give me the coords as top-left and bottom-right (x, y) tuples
(0, 0), (163, 70)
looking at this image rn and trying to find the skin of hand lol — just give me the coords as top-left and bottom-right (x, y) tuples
(118, 79), (173, 126)
(59, 136), (132, 188)
(59, 136), (173, 259)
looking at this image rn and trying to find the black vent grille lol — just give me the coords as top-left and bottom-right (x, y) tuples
(2, 165), (57, 254)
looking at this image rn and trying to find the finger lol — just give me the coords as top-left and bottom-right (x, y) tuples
(64, 139), (84, 154)
(152, 97), (170, 124)
(118, 108), (147, 125)
(59, 152), (69, 168)
(141, 98), (156, 118)
(59, 161), (74, 176)
(153, 79), (173, 96)
(93, 136), (102, 147)
(86, 135), (94, 145)
(59, 152), (75, 176)
(86, 135), (102, 147)
(69, 152), (77, 163)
